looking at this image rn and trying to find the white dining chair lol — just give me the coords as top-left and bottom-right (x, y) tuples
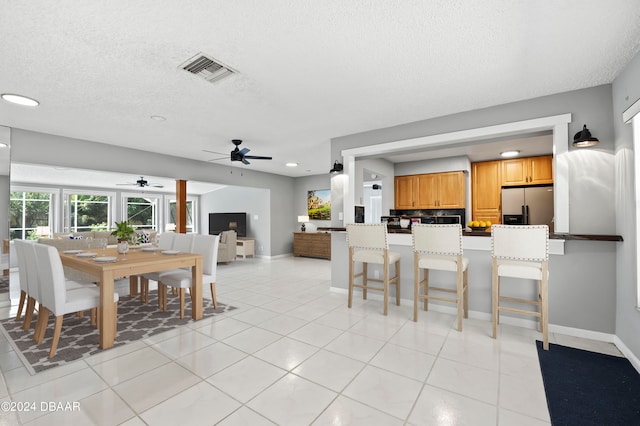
(140, 232), (179, 303)
(412, 224), (469, 330)
(491, 224), (550, 350)
(32, 243), (120, 358)
(18, 239), (43, 332)
(158, 234), (220, 318)
(346, 224), (400, 316)
(12, 240), (31, 322)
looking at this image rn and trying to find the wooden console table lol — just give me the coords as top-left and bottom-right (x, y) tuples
(293, 232), (331, 260)
(236, 238), (255, 258)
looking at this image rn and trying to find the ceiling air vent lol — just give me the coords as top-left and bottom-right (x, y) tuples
(180, 53), (236, 84)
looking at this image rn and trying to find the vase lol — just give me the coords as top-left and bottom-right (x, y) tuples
(117, 241), (130, 254)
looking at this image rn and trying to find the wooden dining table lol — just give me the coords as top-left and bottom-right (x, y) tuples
(59, 247), (203, 349)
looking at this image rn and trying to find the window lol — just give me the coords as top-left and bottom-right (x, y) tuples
(10, 190), (54, 240)
(167, 198), (196, 233)
(65, 192), (112, 232)
(126, 196), (159, 231)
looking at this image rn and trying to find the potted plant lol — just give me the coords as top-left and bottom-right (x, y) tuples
(111, 221), (135, 242)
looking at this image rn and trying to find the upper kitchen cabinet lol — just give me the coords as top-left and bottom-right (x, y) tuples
(394, 175), (417, 209)
(395, 171), (465, 209)
(501, 155), (553, 186)
(471, 160), (502, 224)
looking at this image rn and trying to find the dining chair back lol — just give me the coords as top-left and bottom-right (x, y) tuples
(412, 224), (469, 330)
(18, 239), (44, 331)
(12, 239), (31, 321)
(172, 233), (194, 253)
(491, 224), (550, 349)
(157, 232), (175, 250)
(345, 224), (400, 316)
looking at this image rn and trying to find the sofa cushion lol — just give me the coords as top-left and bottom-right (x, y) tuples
(135, 231), (150, 244)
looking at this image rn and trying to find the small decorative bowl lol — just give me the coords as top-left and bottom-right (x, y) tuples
(470, 226), (488, 232)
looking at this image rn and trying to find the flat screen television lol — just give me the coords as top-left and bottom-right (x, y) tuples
(208, 212), (247, 237)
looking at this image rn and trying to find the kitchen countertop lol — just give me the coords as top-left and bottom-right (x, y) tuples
(316, 227), (623, 241)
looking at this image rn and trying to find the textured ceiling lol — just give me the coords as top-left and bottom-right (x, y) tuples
(1, 1), (640, 178)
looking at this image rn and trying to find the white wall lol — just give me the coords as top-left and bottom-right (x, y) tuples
(612, 51), (640, 360)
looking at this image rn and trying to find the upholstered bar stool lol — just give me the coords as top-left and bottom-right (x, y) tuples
(412, 224), (469, 330)
(491, 224), (550, 350)
(346, 223), (400, 316)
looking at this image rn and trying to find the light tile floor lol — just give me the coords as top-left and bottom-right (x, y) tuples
(0, 256), (623, 425)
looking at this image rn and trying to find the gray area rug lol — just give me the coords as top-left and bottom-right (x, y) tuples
(0, 290), (236, 374)
(0, 276), (9, 295)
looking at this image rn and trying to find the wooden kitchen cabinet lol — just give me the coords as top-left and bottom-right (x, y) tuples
(502, 155), (553, 186)
(471, 160), (502, 224)
(394, 175), (417, 209)
(395, 171), (465, 209)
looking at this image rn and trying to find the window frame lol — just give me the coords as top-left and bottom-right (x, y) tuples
(63, 189), (116, 233)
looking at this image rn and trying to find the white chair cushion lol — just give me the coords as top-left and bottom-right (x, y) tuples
(161, 270), (214, 290)
(64, 287), (119, 314)
(496, 260), (546, 280)
(352, 250), (401, 265)
(418, 255), (469, 272)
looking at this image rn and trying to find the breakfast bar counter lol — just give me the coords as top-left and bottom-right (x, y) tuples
(329, 230), (620, 335)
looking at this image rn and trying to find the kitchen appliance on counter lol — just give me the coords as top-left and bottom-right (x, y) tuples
(381, 214), (461, 229)
(502, 185), (554, 229)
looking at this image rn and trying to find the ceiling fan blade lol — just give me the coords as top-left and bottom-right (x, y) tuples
(203, 149), (227, 155)
(150, 184), (164, 188)
(116, 183), (136, 186)
(242, 158), (250, 165)
(239, 148), (250, 155)
(244, 155), (272, 160)
(207, 156), (229, 162)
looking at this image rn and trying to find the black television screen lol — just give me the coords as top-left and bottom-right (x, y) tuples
(209, 212), (247, 237)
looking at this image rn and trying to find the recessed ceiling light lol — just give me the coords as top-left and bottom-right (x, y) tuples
(150, 115), (166, 121)
(1, 93), (39, 107)
(286, 162), (298, 167)
(500, 150), (520, 158)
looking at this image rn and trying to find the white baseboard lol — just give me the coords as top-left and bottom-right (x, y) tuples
(613, 336), (640, 374)
(329, 285), (618, 343)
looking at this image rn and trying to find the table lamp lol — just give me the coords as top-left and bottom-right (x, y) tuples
(298, 215), (309, 232)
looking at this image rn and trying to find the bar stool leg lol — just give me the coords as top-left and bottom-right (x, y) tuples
(362, 263), (368, 300)
(348, 248), (354, 309)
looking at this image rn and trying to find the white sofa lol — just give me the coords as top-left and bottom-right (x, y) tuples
(52, 230), (157, 245)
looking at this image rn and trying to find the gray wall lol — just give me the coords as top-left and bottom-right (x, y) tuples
(200, 186), (271, 255)
(10, 128), (296, 256)
(612, 51), (640, 358)
(294, 174), (332, 234)
(331, 84), (619, 337)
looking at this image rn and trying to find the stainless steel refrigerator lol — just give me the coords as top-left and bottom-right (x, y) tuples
(502, 186), (554, 229)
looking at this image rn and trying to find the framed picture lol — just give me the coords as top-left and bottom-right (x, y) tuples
(307, 189), (331, 220)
